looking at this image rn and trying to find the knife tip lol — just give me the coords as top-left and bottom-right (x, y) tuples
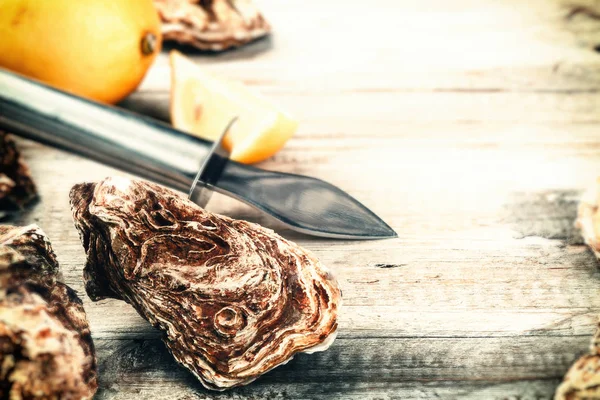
(381, 228), (398, 239)
(356, 224), (397, 240)
(377, 219), (397, 239)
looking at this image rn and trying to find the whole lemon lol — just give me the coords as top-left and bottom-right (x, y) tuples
(0, 0), (162, 104)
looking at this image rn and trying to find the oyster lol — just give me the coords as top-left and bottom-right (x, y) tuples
(0, 224), (97, 399)
(0, 132), (37, 217)
(154, 0), (271, 51)
(555, 324), (600, 399)
(555, 180), (600, 399)
(70, 177), (341, 390)
(576, 177), (600, 259)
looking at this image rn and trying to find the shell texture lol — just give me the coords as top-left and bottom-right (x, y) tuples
(70, 177), (340, 390)
(0, 132), (37, 218)
(0, 224), (97, 399)
(154, 0), (271, 51)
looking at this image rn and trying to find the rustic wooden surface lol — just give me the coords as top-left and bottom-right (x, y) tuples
(8, 0), (600, 398)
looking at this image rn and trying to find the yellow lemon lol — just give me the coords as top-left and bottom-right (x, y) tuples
(0, 0), (162, 104)
(170, 51), (298, 164)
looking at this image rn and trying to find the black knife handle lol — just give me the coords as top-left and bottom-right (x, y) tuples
(0, 68), (211, 192)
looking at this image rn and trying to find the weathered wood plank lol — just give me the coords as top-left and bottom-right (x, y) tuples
(122, 90), (600, 127)
(135, 0), (600, 94)
(96, 379), (562, 400)
(93, 336), (581, 399)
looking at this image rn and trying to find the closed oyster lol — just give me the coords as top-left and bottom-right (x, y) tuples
(576, 177), (600, 259)
(0, 224), (97, 399)
(555, 324), (600, 399)
(70, 177), (341, 390)
(555, 181), (600, 399)
(154, 0), (271, 51)
(0, 132), (37, 218)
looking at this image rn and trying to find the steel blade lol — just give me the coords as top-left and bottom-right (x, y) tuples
(214, 161), (397, 239)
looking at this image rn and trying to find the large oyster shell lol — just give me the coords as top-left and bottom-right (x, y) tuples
(0, 224), (97, 399)
(69, 177), (341, 390)
(154, 0), (271, 51)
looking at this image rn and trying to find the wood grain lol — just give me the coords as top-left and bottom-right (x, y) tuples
(7, 0), (600, 398)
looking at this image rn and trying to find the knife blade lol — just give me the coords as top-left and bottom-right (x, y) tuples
(0, 68), (396, 239)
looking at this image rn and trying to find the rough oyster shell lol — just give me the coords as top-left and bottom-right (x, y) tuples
(0, 224), (97, 399)
(555, 181), (600, 399)
(576, 178), (600, 260)
(0, 132), (37, 218)
(154, 0), (271, 51)
(555, 324), (600, 399)
(69, 177), (341, 390)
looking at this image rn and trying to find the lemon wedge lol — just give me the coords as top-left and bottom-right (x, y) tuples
(170, 51), (298, 164)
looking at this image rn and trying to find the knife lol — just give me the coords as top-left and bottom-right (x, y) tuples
(0, 68), (396, 239)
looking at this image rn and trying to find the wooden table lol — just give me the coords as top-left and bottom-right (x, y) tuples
(10, 0), (600, 398)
